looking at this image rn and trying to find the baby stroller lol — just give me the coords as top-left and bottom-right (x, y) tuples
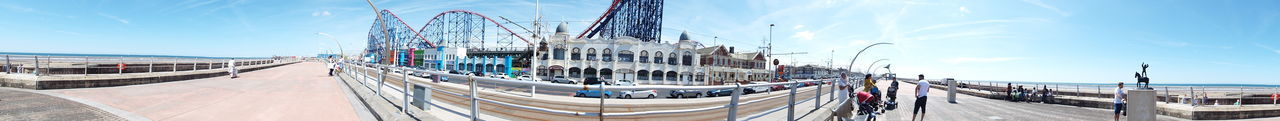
(856, 91), (881, 116)
(884, 82), (899, 111)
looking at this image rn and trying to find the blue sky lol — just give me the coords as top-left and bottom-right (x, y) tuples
(1, 0), (1277, 84)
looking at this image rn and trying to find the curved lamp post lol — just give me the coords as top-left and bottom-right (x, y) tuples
(846, 42), (893, 74)
(865, 59), (889, 73)
(316, 32), (346, 59)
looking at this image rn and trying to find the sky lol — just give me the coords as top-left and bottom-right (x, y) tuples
(1, 0), (1277, 85)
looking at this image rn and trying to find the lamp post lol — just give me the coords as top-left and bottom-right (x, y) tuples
(316, 32), (346, 59)
(865, 59), (889, 73)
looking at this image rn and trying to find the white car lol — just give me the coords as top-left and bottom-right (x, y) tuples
(614, 80), (637, 86)
(516, 75), (535, 82)
(618, 90), (658, 99)
(747, 82), (774, 93)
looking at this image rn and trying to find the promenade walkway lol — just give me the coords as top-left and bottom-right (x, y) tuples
(872, 80), (1280, 121)
(50, 62), (361, 121)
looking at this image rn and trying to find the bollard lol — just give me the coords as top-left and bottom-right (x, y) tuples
(598, 81), (605, 121)
(34, 56), (40, 75)
(193, 60), (198, 71)
(403, 68), (410, 114)
(787, 81), (797, 121)
(727, 83), (742, 121)
(149, 60), (154, 73)
(469, 76), (479, 121)
(173, 59), (178, 72)
(378, 67), (385, 96)
(816, 81), (822, 109)
(84, 58), (89, 75)
(3, 55), (8, 74)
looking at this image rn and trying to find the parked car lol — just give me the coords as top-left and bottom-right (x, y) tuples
(550, 76), (576, 84)
(574, 77), (612, 98)
(614, 80), (637, 86)
(668, 90), (703, 98)
(618, 90), (658, 99)
(428, 75), (449, 82)
(516, 75), (535, 82)
(705, 89), (734, 97)
(771, 85), (787, 91)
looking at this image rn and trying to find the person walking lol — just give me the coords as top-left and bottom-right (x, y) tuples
(1114, 81), (1128, 121)
(911, 74), (930, 121)
(1006, 83), (1013, 101)
(228, 59), (238, 78)
(838, 73), (850, 104)
(327, 58), (336, 76)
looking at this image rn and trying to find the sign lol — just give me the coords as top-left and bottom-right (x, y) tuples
(117, 63), (126, 70)
(772, 59), (779, 65)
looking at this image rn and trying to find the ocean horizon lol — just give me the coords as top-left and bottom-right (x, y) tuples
(0, 52), (272, 59)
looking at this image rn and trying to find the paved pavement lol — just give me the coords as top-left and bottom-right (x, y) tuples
(0, 88), (124, 121)
(872, 80), (1188, 121)
(52, 62), (360, 121)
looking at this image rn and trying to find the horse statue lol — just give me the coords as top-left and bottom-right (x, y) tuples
(1134, 63), (1151, 89)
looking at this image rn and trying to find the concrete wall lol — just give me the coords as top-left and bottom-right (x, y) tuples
(0, 61), (297, 89)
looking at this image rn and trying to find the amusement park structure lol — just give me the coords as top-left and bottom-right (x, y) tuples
(363, 0), (665, 71)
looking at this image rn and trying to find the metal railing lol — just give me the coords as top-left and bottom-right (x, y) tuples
(338, 61), (844, 121)
(1, 55), (282, 76)
(948, 80), (1280, 106)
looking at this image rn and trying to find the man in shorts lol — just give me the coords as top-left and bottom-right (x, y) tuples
(912, 74), (930, 121)
(1115, 81), (1127, 121)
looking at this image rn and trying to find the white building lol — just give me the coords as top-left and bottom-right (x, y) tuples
(534, 22), (707, 85)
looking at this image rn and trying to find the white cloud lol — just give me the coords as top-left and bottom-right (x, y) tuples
(959, 6), (971, 16)
(97, 13), (129, 24)
(940, 57), (1025, 63)
(1021, 0), (1072, 16)
(312, 11), (332, 16)
(793, 25), (805, 29)
(792, 31), (816, 41)
(1255, 43), (1280, 54)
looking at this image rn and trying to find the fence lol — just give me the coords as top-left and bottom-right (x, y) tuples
(337, 61), (849, 121)
(2, 55), (278, 76)
(949, 80), (1280, 106)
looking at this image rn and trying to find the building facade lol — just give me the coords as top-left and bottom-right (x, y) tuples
(533, 23), (706, 85)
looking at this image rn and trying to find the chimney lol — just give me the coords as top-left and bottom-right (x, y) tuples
(729, 47), (735, 53)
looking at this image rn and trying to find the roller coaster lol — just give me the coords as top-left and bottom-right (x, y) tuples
(365, 0), (664, 67)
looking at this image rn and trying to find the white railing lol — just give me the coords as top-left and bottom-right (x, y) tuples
(338, 61), (846, 121)
(1, 54), (285, 76)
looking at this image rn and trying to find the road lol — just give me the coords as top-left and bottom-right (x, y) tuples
(52, 62), (360, 121)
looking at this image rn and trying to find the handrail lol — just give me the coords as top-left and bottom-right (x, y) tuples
(342, 61), (839, 118)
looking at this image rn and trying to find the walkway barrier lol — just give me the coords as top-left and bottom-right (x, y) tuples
(0, 54), (285, 76)
(338, 61), (842, 121)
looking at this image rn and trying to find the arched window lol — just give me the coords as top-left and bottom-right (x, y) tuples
(639, 51), (649, 63)
(619, 50), (634, 62)
(569, 67), (581, 78)
(571, 48), (581, 60)
(553, 45), (566, 60)
(653, 51), (663, 64)
(682, 51), (693, 66)
(637, 70), (649, 80)
(602, 48), (613, 62)
(586, 48), (597, 61)
(668, 53), (678, 65)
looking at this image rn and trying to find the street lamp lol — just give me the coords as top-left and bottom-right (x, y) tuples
(865, 59), (889, 73)
(846, 42), (893, 74)
(316, 32), (346, 59)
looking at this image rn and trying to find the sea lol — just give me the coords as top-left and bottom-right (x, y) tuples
(0, 52), (271, 59)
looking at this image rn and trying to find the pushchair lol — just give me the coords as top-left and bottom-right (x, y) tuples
(884, 83), (899, 111)
(855, 91), (880, 121)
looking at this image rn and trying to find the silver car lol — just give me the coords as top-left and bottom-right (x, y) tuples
(618, 90), (658, 99)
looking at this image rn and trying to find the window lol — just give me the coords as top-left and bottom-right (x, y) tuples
(586, 48), (597, 61)
(668, 53), (677, 65)
(553, 45), (566, 60)
(639, 51), (649, 63)
(602, 48), (613, 62)
(619, 50), (634, 62)
(571, 48), (581, 60)
(682, 51), (693, 66)
(653, 51), (663, 64)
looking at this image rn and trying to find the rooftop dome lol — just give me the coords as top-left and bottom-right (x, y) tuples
(555, 22), (568, 34)
(679, 31), (690, 40)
